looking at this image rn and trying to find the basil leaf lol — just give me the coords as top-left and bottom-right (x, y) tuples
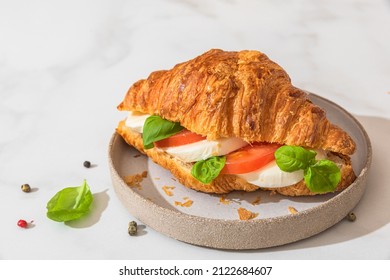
(142, 115), (183, 149)
(304, 160), (341, 193)
(46, 180), (93, 222)
(191, 156), (226, 184)
(275, 146), (317, 172)
(275, 146), (342, 193)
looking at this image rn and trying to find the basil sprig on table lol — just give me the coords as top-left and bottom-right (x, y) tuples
(46, 180), (93, 222)
(191, 156), (226, 184)
(275, 146), (341, 193)
(142, 115), (183, 149)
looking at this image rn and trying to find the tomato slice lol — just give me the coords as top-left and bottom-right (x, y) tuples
(154, 129), (206, 148)
(221, 143), (281, 174)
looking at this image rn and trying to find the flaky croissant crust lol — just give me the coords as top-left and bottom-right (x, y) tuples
(118, 49), (355, 155)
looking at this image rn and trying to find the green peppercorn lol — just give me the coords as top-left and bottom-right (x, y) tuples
(21, 184), (31, 193)
(346, 212), (356, 222)
(128, 221), (138, 236)
(83, 161), (91, 168)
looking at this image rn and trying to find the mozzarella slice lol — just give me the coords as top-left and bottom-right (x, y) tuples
(237, 161), (304, 188)
(237, 149), (329, 188)
(162, 138), (248, 163)
(125, 111), (150, 133)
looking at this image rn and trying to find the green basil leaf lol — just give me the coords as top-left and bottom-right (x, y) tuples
(191, 156), (226, 184)
(304, 160), (341, 193)
(46, 180), (93, 222)
(142, 115), (183, 149)
(275, 145), (317, 172)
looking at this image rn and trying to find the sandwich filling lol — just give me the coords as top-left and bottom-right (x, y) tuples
(124, 111), (341, 191)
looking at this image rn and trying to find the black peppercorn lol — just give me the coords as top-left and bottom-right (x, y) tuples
(83, 161), (91, 168)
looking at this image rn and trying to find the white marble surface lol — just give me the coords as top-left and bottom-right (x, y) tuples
(1, 0), (389, 259)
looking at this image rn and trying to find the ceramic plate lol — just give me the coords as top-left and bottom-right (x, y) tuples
(108, 93), (372, 249)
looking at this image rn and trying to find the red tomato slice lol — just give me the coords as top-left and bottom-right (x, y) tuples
(221, 143), (281, 174)
(154, 129), (206, 148)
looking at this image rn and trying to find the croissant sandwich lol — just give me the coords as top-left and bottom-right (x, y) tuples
(116, 49), (356, 196)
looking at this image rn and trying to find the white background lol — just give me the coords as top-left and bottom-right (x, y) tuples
(0, 0), (389, 260)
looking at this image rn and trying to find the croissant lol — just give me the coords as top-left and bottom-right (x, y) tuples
(117, 49), (356, 195)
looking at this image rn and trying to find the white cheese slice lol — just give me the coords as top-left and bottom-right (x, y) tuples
(237, 161), (304, 188)
(162, 137), (248, 163)
(125, 111), (150, 133)
(236, 149), (329, 188)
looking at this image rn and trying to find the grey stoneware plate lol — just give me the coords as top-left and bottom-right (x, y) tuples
(108, 93), (372, 250)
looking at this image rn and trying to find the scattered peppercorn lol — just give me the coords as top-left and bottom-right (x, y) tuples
(83, 161), (91, 168)
(128, 221), (138, 236)
(17, 219), (28, 228)
(21, 184), (31, 193)
(346, 212), (356, 222)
